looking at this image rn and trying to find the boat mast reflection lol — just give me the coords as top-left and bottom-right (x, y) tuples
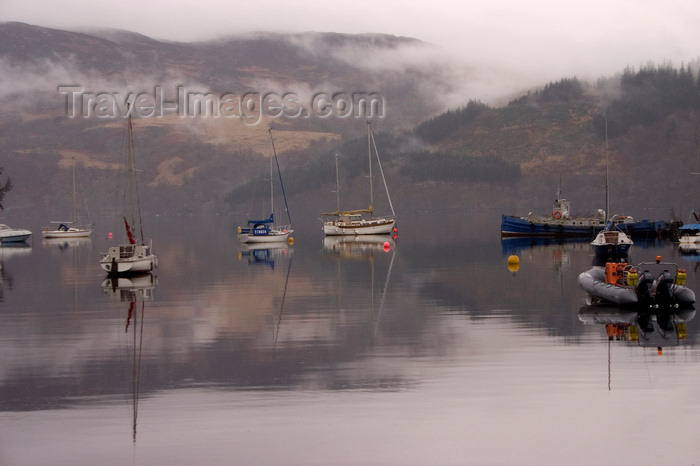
(323, 235), (396, 344)
(102, 273), (157, 442)
(125, 300), (144, 443)
(273, 254), (293, 357)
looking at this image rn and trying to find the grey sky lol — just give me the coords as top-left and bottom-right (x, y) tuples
(3, 0), (700, 101)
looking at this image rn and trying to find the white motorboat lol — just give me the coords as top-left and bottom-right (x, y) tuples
(0, 224), (32, 243)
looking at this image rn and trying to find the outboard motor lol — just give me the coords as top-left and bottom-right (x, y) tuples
(636, 270), (655, 307)
(655, 270), (675, 309)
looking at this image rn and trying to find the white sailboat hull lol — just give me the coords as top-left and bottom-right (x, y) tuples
(42, 227), (92, 239)
(238, 231), (291, 243)
(100, 244), (157, 274)
(323, 218), (396, 236)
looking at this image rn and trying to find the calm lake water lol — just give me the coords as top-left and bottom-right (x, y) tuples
(1, 210), (700, 465)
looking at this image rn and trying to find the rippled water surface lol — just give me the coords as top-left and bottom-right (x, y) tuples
(1, 212), (700, 465)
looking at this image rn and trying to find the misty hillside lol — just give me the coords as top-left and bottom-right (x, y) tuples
(1, 22), (699, 227)
(0, 22), (456, 218)
(0, 21), (447, 132)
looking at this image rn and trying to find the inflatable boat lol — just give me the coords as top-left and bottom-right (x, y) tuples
(578, 258), (695, 309)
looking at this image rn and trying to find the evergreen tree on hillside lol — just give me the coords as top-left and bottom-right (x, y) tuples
(539, 78), (583, 102)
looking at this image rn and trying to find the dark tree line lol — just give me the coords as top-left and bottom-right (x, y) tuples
(413, 100), (490, 144)
(508, 78), (584, 106)
(593, 64), (700, 138)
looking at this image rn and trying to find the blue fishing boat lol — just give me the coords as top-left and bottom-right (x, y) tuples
(501, 192), (667, 238)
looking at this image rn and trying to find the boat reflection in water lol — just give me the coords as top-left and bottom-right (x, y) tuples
(323, 234), (396, 260)
(42, 236), (92, 252)
(500, 236), (590, 256)
(679, 241), (700, 270)
(579, 306), (696, 390)
(102, 273), (158, 302)
(323, 235), (396, 344)
(0, 242), (32, 259)
(238, 241), (292, 269)
(102, 273), (157, 442)
(579, 306), (695, 349)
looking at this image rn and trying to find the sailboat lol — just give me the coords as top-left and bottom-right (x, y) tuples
(321, 121), (396, 236)
(591, 120), (633, 257)
(238, 129), (293, 243)
(100, 110), (157, 275)
(42, 159), (92, 238)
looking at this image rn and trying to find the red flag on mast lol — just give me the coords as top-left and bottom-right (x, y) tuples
(123, 216), (136, 245)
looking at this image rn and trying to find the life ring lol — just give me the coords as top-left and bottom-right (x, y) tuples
(553, 210), (562, 219)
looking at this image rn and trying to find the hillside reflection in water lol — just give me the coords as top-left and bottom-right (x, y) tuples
(1, 212), (699, 464)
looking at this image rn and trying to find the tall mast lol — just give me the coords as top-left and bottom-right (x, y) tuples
(605, 118), (609, 223)
(127, 111), (136, 229)
(369, 123), (396, 217)
(367, 121), (374, 217)
(334, 153), (340, 213)
(269, 128), (292, 225)
(72, 159), (77, 224)
(126, 106), (144, 243)
(269, 137), (274, 218)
